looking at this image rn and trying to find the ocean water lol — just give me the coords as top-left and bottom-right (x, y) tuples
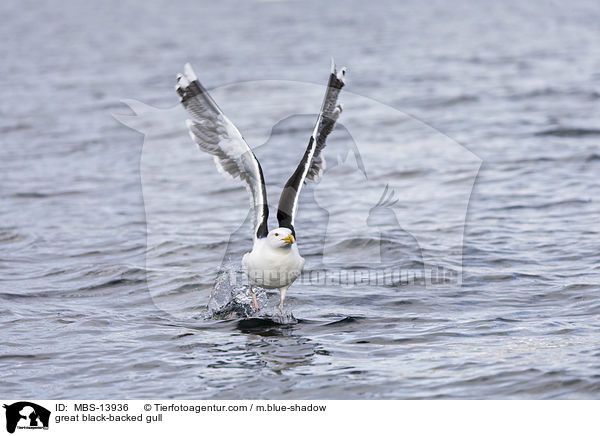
(1, 0), (599, 399)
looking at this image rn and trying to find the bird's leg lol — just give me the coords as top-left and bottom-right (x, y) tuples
(249, 286), (259, 312)
(278, 286), (290, 312)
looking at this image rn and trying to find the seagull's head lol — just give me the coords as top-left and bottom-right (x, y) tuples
(267, 227), (295, 248)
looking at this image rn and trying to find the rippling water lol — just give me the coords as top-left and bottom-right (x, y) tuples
(1, 0), (599, 399)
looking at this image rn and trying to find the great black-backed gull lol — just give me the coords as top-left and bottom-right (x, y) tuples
(176, 61), (346, 312)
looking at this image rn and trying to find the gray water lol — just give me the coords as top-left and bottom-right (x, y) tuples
(1, 0), (599, 399)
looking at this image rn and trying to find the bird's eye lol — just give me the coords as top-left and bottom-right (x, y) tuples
(274, 233), (279, 236)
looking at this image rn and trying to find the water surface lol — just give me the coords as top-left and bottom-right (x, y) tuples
(1, 0), (599, 399)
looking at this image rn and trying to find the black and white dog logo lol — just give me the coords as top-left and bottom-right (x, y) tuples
(3, 402), (50, 434)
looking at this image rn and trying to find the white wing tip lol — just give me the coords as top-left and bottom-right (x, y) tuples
(330, 58), (347, 84)
(176, 73), (190, 90)
(184, 63), (197, 81)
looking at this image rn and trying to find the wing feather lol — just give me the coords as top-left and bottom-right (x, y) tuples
(176, 64), (269, 239)
(277, 60), (346, 235)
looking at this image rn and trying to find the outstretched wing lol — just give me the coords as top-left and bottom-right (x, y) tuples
(176, 63), (269, 239)
(277, 60), (346, 236)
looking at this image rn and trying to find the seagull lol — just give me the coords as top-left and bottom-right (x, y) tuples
(176, 61), (346, 312)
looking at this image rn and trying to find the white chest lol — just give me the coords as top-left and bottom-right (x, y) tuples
(242, 242), (305, 289)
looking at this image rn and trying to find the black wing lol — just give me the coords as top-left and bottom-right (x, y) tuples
(277, 60), (346, 236)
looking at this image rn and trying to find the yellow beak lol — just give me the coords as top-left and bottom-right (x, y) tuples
(282, 234), (295, 244)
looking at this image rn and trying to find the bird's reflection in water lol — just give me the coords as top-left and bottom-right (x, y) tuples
(236, 319), (318, 373)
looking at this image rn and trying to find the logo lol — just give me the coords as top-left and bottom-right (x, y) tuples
(3, 403), (50, 434)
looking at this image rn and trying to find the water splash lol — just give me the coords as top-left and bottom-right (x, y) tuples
(207, 264), (297, 324)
